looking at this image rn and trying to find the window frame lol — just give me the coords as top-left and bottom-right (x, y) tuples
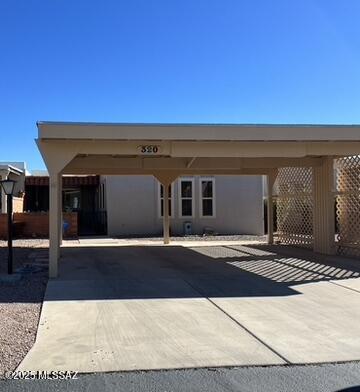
(199, 177), (216, 218)
(158, 182), (175, 218)
(178, 177), (195, 218)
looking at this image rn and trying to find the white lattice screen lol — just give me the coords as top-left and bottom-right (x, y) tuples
(335, 156), (360, 257)
(274, 167), (313, 247)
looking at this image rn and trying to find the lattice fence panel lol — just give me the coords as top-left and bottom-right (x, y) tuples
(335, 156), (360, 257)
(274, 167), (313, 248)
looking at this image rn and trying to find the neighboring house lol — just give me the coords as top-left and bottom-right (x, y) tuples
(105, 175), (264, 237)
(0, 162), (27, 213)
(24, 173), (106, 236)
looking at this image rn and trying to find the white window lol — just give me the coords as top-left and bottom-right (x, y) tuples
(200, 177), (215, 218)
(179, 178), (195, 218)
(158, 183), (174, 218)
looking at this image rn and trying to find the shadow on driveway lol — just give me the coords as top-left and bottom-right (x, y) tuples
(40, 243), (360, 301)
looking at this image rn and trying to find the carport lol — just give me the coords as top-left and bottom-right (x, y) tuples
(36, 122), (360, 278)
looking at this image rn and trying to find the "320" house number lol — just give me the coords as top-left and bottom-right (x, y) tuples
(138, 145), (161, 154)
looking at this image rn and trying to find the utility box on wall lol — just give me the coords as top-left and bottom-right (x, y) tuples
(184, 221), (192, 235)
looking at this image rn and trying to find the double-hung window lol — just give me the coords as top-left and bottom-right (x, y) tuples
(179, 178), (194, 217)
(158, 183), (173, 217)
(200, 178), (215, 217)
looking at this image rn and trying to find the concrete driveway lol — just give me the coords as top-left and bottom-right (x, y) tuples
(19, 242), (360, 372)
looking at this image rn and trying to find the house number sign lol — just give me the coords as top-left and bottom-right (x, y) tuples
(138, 145), (161, 154)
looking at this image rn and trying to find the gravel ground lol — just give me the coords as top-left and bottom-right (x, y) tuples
(0, 239), (48, 379)
(116, 234), (268, 242)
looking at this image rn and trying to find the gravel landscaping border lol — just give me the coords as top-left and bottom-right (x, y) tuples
(0, 240), (49, 379)
(115, 234), (268, 242)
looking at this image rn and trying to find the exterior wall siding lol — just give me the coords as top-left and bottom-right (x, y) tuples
(105, 175), (264, 237)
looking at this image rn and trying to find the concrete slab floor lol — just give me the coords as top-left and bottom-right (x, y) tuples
(18, 244), (360, 373)
(212, 280), (360, 364)
(19, 296), (284, 372)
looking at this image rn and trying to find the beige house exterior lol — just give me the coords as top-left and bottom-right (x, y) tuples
(105, 174), (264, 237)
(36, 122), (360, 278)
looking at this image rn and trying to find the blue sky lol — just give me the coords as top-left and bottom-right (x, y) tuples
(1, 0), (360, 169)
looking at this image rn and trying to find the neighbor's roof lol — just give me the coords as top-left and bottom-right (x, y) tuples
(37, 121), (360, 142)
(0, 163), (24, 175)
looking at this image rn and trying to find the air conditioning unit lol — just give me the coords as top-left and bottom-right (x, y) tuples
(184, 221), (192, 236)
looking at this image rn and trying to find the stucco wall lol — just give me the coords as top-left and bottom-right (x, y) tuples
(106, 176), (157, 236)
(105, 175), (264, 237)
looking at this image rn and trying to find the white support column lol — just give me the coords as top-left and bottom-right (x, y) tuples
(58, 174), (63, 245)
(49, 172), (61, 278)
(163, 183), (170, 245)
(153, 172), (180, 245)
(58, 174), (63, 246)
(267, 177), (274, 245)
(266, 170), (278, 245)
(313, 157), (335, 254)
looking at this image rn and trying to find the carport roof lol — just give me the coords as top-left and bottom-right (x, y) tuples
(37, 121), (360, 142)
(38, 121), (360, 279)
